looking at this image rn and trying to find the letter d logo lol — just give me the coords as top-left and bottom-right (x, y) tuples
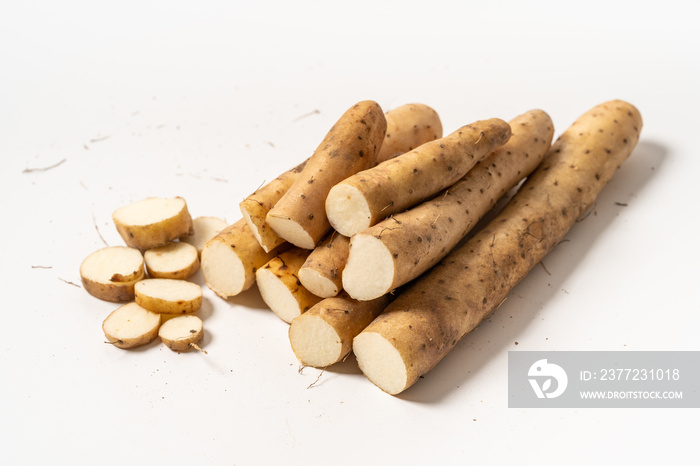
(528, 359), (568, 399)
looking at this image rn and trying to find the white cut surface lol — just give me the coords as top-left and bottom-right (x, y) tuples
(80, 246), (143, 283)
(326, 184), (372, 237)
(144, 242), (198, 277)
(103, 302), (161, 347)
(342, 234), (394, 301)
(289, 314), (342, 367)
(240, 208), (264, 246)
(182, 216), (227, 253)
(158, 315), (203, 351)
(266, 215), (315, 249)
(200, 241), (246, 297)
(135, 279), (202, 313)
(353, 331), (408, 395)
(298, 267), (338, 298)
(256, 267), (302, 323)
(112, 197), (186, 226)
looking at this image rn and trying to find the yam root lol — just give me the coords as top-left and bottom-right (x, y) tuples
(255, 248), (323, 324)
(343, 110), (554, 301)
(200, 219), (285, 298)
(297, 231), (350, 298)
(353, 100), (643, 395)
(266, 100), (387, 249)
(325, 118), (512, 237)
(240, 103), (442, 252)
(288, 291), (392, 367)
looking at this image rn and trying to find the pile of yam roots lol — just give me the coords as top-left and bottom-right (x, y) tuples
(172, 100), (642, 395)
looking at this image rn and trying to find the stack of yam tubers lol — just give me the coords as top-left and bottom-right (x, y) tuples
(203, 99), (642, 395)
(83, 98), (643, 396)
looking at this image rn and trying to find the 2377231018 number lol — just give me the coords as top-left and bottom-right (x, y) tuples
(599, 368), (680, 381)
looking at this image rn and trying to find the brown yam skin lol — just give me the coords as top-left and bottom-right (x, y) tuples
(260, 248), (323, 317)
(290, 291), (393, 366)
(114, 197), (194, 251)
(267, 101), (387, 248)
(240, 103), (442, 251)
(329, 119), (512, 230)
(299, 231), (350, 297)
(201, 219), (284, 296)
(81, 271), (145, 302)
(239, 161), (307, 252)
(377, 103), (442, 163)
(358, 100), (642, 394)
(355, 110), (554, 295)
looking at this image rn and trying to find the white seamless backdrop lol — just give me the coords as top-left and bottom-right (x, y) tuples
(1, 1), (698, 465)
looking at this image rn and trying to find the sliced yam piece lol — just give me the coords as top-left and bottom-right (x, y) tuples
(343, 109), (554, 301)
(158, 315), (204, 352)
(144, 241), (199, 279)
(181, 216), (228, 255)
(266, 100), (387, 249)
(288, 292), (392, 367)
(325, 118), (512, 237)
(255, 248), (323, 324)
(200, 219), (284, 298)
(134, 278), (202, 314)
(112, 197), (193, 250)
(103, 302), (161, 349)
(80, 246), (145, 302)
(298, 232), (349, 298)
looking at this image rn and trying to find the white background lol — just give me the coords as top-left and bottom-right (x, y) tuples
(2, 1), (699, 465)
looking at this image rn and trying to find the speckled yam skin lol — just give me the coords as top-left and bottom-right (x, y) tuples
(326, 119), (512, 236)
(239, 161), (307, 253)
(266, 101), (387, 249)
(355, 100), (642, 394)
(240, 103), (442, 252)
(343, 110), (554, 301)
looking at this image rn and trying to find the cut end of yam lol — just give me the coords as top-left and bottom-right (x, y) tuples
(353, 331), (408, 395)
(298, 267), (339, 298)
(112, 197), (193, 250)
(80, 246), (145, 302)
(289, 314), (343, 367)
(256, 267), (304, 323)
(158, 315), (204, 352)
(266, 214), (316, 250)
(144, 241), (199, 279)
(200, 240), (246, 298)
(325, 184), (372, 237)
(342, 234), (394, 301)
(134, 278), (203, 314)
(103, 302), (161, 349)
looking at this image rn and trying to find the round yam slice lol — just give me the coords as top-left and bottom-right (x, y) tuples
(80, 246), (145, 302)
(158, 315), (204, 352)
(103, 302), (161, 349)
(135, 278), (202, 314)
(144, 242), (199, 279)
(112, 197), (193, 250)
